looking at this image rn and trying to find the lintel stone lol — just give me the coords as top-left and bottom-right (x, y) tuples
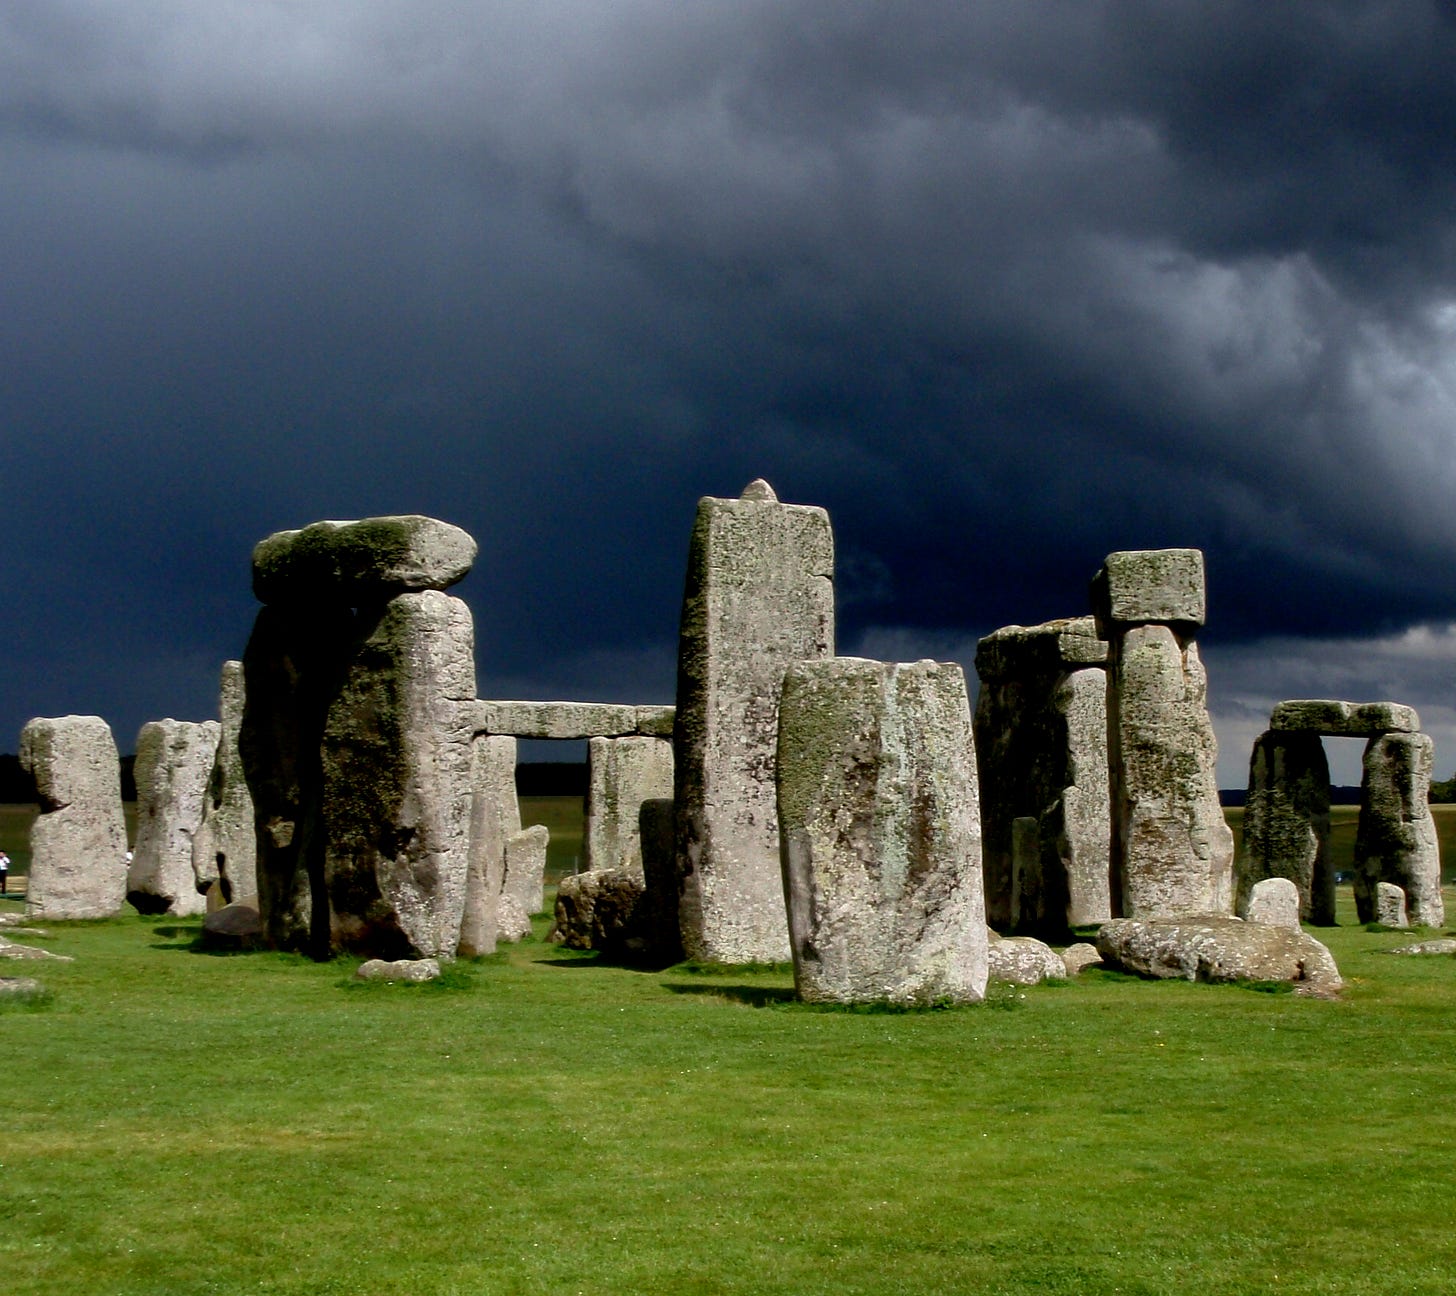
(1091, 549), (1205, 628)
(468, 700), (674, 740)
(1269, 700), (1420, 736)
(975, 616), (1107, 681)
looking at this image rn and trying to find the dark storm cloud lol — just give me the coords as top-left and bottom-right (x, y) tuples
(3, 2), (1455, 766)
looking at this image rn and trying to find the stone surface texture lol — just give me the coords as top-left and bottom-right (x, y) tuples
(321, 590), (476, 959)
(986, 933), (1066, 985)
(1236, 730), (1332, 924)
(674, 481), (834, 964)
(127, 719), (222, 916)
(469, 700), (673, 740)
(974, 616), (1109, 934)
(19, 716), (129, 920)
(777, 657), (988, 1005)
(1269, 700), (1420, 736)
(502, 824), (549, 916)
(354, 957), (441, 983)
(1097, 550), (1232, 920)
(1096, 916), (1342, 996)
(496, 892), (532, 943)
(192, 661), (258, 905)
(458, 735), (518, 958)
(1245, 877), (1302, 930)
(550, 868), (649, 957)
(1375, 882), (1409, 928)
(584, 737), (674, 876)
(253, 515), (475, 605)
(1353, 732), (1443, 927)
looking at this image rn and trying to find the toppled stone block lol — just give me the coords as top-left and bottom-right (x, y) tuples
(675, 480), (834, 964)
(0, 977), (45, 998)
(986, 933), (1065, 986)
(1269, 700), (1420, 736)
(253, 516), (476, 605)
(128, 719), (221, 917)
(354, 958), (441, 983)
(1236, 731), (1332, 924)
(777, 657), (987, 1005)
(1061, 942), (1102, 976)
(584, 737), (674, 876)
(1354, 732), (1443, 927)
(1245, 877), (1301, 930)
(1091, 549), (1206, 629)
(1375, 882), (1409, 928)
(19, 715), (129, 920)
(550, 868), (649, 958)
(503, 824), (549, 917)
(192, 661), (258, 905)
(201, 902), (264, 951)
(458, 735), (518, 958)
(1384, 938), (1456, 955)
(1096, 916), (1341, 996)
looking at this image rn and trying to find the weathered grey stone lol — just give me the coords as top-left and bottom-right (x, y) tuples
(1096, 916), (1341, 995)
(192, 661), (258, 906)
(18, 716), (128, 920)
(239, 601), (357, 955)
(354, 957), (441, 983)
(496, 892), (532, 943)
(584, 737), (674, 877)
(777, 658), (987, 1005)
(201, 902), (264, 951)
(0, 976), (45, 998)
(638, 798), (684, 966)
(468, 700), (671, 740)
(1353, 732), (1443, 927)
(253, 515), (476, 605)
(458, 735), (518, 958)
(986, 933), (1065, 986)
(1375, 882), (1409, 928)
(1269, 700), (1420, 736)
(1091, 548), (1206, 628)
(0, 937), (73, 962)
(1236, 731), (1332, 924)
(973, 618), (1109, 934)
(1060, 942), (1102, 976)
(675, 481), (835, 964)
(127, 719), (221, 917)
(502, 824), (548, 916)
(1106, 620), (1233, 919)
(321, 590), (476, 959)
(549, 868), (649, 957)
(1245, 877), (1302, 930)
(1384, 938), (1456, 955)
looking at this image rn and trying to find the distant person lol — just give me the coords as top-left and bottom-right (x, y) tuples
(0, 850), (9, 895)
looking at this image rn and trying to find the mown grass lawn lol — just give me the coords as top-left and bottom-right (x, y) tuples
(3, 884), (1456, 1296)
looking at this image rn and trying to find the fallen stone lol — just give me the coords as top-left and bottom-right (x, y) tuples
(1354, 732), (1443, 927)
(549, 868), (649, 957)
(1269, 700), (1420, 736)
(1384, 938), (1456, 955)
(201, 902), (264, 951)
(1096, 916), (1341, 996)
(502, 825), (549, 917)
(1060, 942), (1102, 976)
(0, 937), (73, 962)
(1375, 882), (1409, 928)
(1091, 548), (1206, 628)
(496, 893), (532, 943)
(19, 715), (129, 920)
(128, 719), (221, 917)
(584, 737), (674, 876)
(1245, 877), (1302, 930)
(253, 515), (476, 605)
(778, 657), (987, 1005)
(986, 933), (1065, 986)
(0, 976), (45, 998)
(354, 957), (441, 983)
(1236, 731), (1332, 924)
(192, 661), (258, 905)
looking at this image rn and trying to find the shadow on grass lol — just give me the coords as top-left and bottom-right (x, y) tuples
(662, 981), (796, 1007)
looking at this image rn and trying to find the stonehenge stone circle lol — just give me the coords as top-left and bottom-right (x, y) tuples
(584, 736), (674, 876)
(777, 657), (988, 1006)
(974, 616), (1109, 933)
(1352, 732), (1443, 928)
(458, 735), (518, 958)
(674, 479), (834, 964)
(192, 661), (257, 905)
(1245, 877), (1301, 930)
(1093, 549), (1233, 920)
(127, 718), (221, 916)
(1236, 730), (1332, 924)
(19, 715), (129, 920)
(1375, 882), (1408, 928)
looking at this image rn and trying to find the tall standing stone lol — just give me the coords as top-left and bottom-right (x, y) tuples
(1093, 549), (1233, 919)
(1353, 732), (1443, 927)
(503, 825), (549, 916)
(777, 658), (987, 1005)
(192, 660), (258, 905)
(19, 716), (128, 919)
(584, 737), (674, 877)
(974, 617), (1109, 933)
(674, 479), (834, 963)
(458, 735), (519, 957)
(1236, 730), (1333, 924)
(321, 590), (477, 959)
(127, 719), (222, 916)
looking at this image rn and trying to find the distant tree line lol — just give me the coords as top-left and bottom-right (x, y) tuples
(1430, 773), (1456, 804)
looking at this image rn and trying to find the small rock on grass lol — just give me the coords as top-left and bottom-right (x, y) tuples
(1383, 938), (1456, 956)
(355, 958), (441, 983)
(986, 932), (1065, 985)
(1060, 942), (1102, 976)
(0, 976), (46, 998)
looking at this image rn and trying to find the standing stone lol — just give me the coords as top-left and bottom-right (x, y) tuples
(1236, 730), (1333, 924)
(777, 658), (988, 1005)
(321, 590), (476, 959)
(1094, 550), (1233, 919)
(674, 479), (834, 964)
(19, 716), (128, 919)
(1375, 882), (1409, 929)
(1246, 877), (1302, 930)
(192, 661), (258, 905)
(584, 737), (674, 877)
(1354, 733), (1443, 927)
(458, 735), (518, 957)
(127, 719), (222, 916)
(974, 617), (1110, 933)
(503, 825), (549, 916)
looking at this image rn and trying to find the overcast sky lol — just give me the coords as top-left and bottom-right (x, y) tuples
(4, 1), (1456, 786)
